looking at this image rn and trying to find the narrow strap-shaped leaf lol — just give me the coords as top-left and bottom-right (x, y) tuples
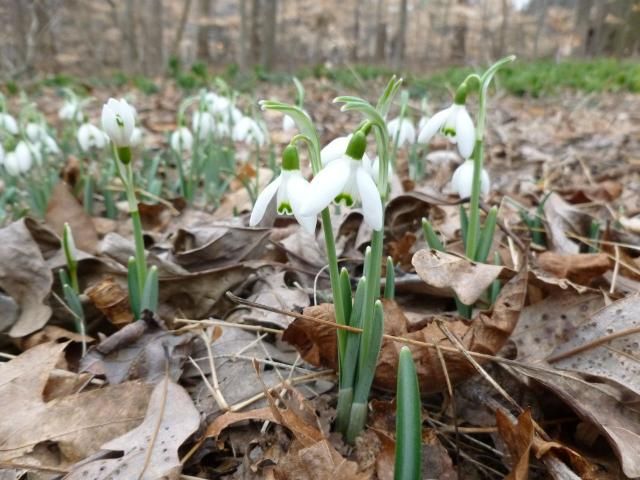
(394, 346), (422, 480)
(421, 218), (444, 251)
(475, 206), (498, 262)
(140, 265), (159, 313)
(339, 267), (353, 323)
(384, 256), (395, 300)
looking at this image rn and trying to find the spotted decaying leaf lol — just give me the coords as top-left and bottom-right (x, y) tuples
(65, 378), (200, 480)
(284, 268), (527, 393)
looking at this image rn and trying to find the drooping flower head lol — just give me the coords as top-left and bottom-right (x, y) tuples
(59, 100), (83, 122)
(417, 85), (476, 159)
(450, 159), (490, 199)
(77, 123), (108, 152)
(101, 98), (136, 147)
(3, 141), (32, 176)
(387, 117), (416, 147)
(0, 113), (18, 135)
(192, 111), (215, 140)
(302, 131), (383, 231)
(249, 144), (316, 233)
(170, 127), (194, 152)
(233, 117), (267, 146)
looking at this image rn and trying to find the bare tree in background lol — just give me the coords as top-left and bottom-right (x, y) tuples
(574, 0), (594, 56)
(34, 0), (58, 71)
(493, 0), (510, 59)
(261, 0), (277, 68)
(533, 0), (548, 57)
(250, 0), (261, 64)
(122, 0), (139, 70)
(351, 1), (361, 61)
(238, 0), (248, 69)
(197, 0), (212, 60)
(391, 0), (408, 69)
(143, 0), (164, 74)
(374, 0), (386, 62)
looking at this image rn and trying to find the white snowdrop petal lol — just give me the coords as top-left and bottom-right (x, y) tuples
(455, 107), (476, 159)
(320, 135), (351, 166)
(249, 175), (282, 227)
(417, 107), (451, 144)
(301, 157), (351, 216)
(356, 167), (383, 231)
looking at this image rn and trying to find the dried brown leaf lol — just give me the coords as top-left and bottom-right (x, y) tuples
(81, 314), (198, 384)
(86, 276), (134, 327)
(537, 252), (610, 285)
(284, 269), (527, 393)
(45, 182), (99, 254)
(65, 378), (200, 480)
(412, 249), (505, 304)
(0, 342), (151, 468)
(496, 409), (534, 480)
(0, 219), (53, 337)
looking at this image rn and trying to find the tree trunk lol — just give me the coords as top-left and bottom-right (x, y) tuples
(392, 0), (408, 69)
(171, 0), (193, 60)
(374, 0), (386, 62)
(533, 0), (548, 57)
(250, 0), (261, 64)
(34, 0), (58, 72)
(238, 0), (248, 70)
(351, 1), (360, 61)
(574, 0), (594, 56)
(197, 0), (211, 60)
(123, 0), (139, 71)
(261, 0), (277, 68)
(144, 0), (164, 74)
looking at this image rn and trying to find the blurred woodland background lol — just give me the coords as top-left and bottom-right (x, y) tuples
(0, 0), (639, 78)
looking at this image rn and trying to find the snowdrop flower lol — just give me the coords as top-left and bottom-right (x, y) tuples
(25, 123), (60, 154)
(0, 144), (4, 166)
(418, 102), (475, 158)
(418, 116), (429, 132)
(0, 113), (18, 135)
(58, 101), (83, 122)
(4, 142), (32, 176)
(205, 92), (231, 114)
(101, 98), (136, 147)
(170, 127), (194, 152)
(302, 131), (383, 231)
(450, 159), (490, 199)
(233, 117), (267, 146)
(250, 145), (315, 233)
(192, 111), (215, 140)
(77, 123), (108, 151)
(363, 156), (393, 185)
(387, 117), (416, 147)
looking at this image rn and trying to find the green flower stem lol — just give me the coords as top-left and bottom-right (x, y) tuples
(465, 138), (484, 259)
(122, 160), (147, 295)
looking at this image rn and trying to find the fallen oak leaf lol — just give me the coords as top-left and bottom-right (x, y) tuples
(0, 342), (151, 467)
(65, 377), (200, 480)
(86, 276), (134, 327)
(496, 408), (534, 480)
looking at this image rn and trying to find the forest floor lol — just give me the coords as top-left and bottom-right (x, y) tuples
(1, 76), (640, 479)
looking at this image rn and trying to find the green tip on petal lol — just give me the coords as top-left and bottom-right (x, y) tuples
(454, 83), (468, 105)
(345, 131), (366, 160)
(282, 144), (300, 171)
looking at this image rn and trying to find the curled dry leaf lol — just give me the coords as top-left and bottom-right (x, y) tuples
(536, 251), (610, 285)
(543, 193), (593, 254)
(412, 249), (505, 305)
(496, 409), (534, 480)
(172, 225), (270, 271)
(0, 219), (53, 337)
(45, 182), (99, 254)
(0, 342), (151, 468)
(65, 378), (200, 480)
(81, 313), (198, 384)
(284, 269), (527, 393)
(86, 276), (134, 327)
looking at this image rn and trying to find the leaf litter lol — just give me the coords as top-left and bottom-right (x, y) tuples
(1, 83), (640, 479)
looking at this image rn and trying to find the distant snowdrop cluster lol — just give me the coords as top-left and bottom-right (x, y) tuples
(174, 90), (267, 149)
